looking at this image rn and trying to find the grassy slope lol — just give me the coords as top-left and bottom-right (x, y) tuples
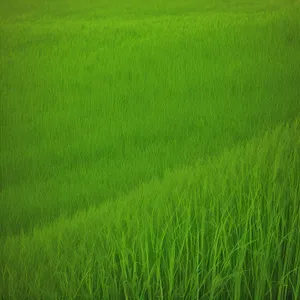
(1, 117), (300, 299)
(1, 1), (300, 238)
(0, 0), (300, 298)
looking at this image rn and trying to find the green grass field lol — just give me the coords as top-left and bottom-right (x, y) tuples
(1, 0), (300, 299)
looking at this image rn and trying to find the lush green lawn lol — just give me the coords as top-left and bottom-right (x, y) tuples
(1, 0), (300, 299)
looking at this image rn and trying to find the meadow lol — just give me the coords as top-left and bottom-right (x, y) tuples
(0, 0), (300, 299)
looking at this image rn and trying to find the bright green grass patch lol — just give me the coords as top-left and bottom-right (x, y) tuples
(1, 117), (299, 299)
(0, 0), (297, 22)
(0, 0), (300, 298)
(1, 3), (300, 239)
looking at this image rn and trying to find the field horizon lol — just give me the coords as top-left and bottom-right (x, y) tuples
(1, 0), (300, 299)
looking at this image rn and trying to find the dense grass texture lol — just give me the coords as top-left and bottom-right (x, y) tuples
(1, 117), (300, 299)
(1, 0), (300, 299)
